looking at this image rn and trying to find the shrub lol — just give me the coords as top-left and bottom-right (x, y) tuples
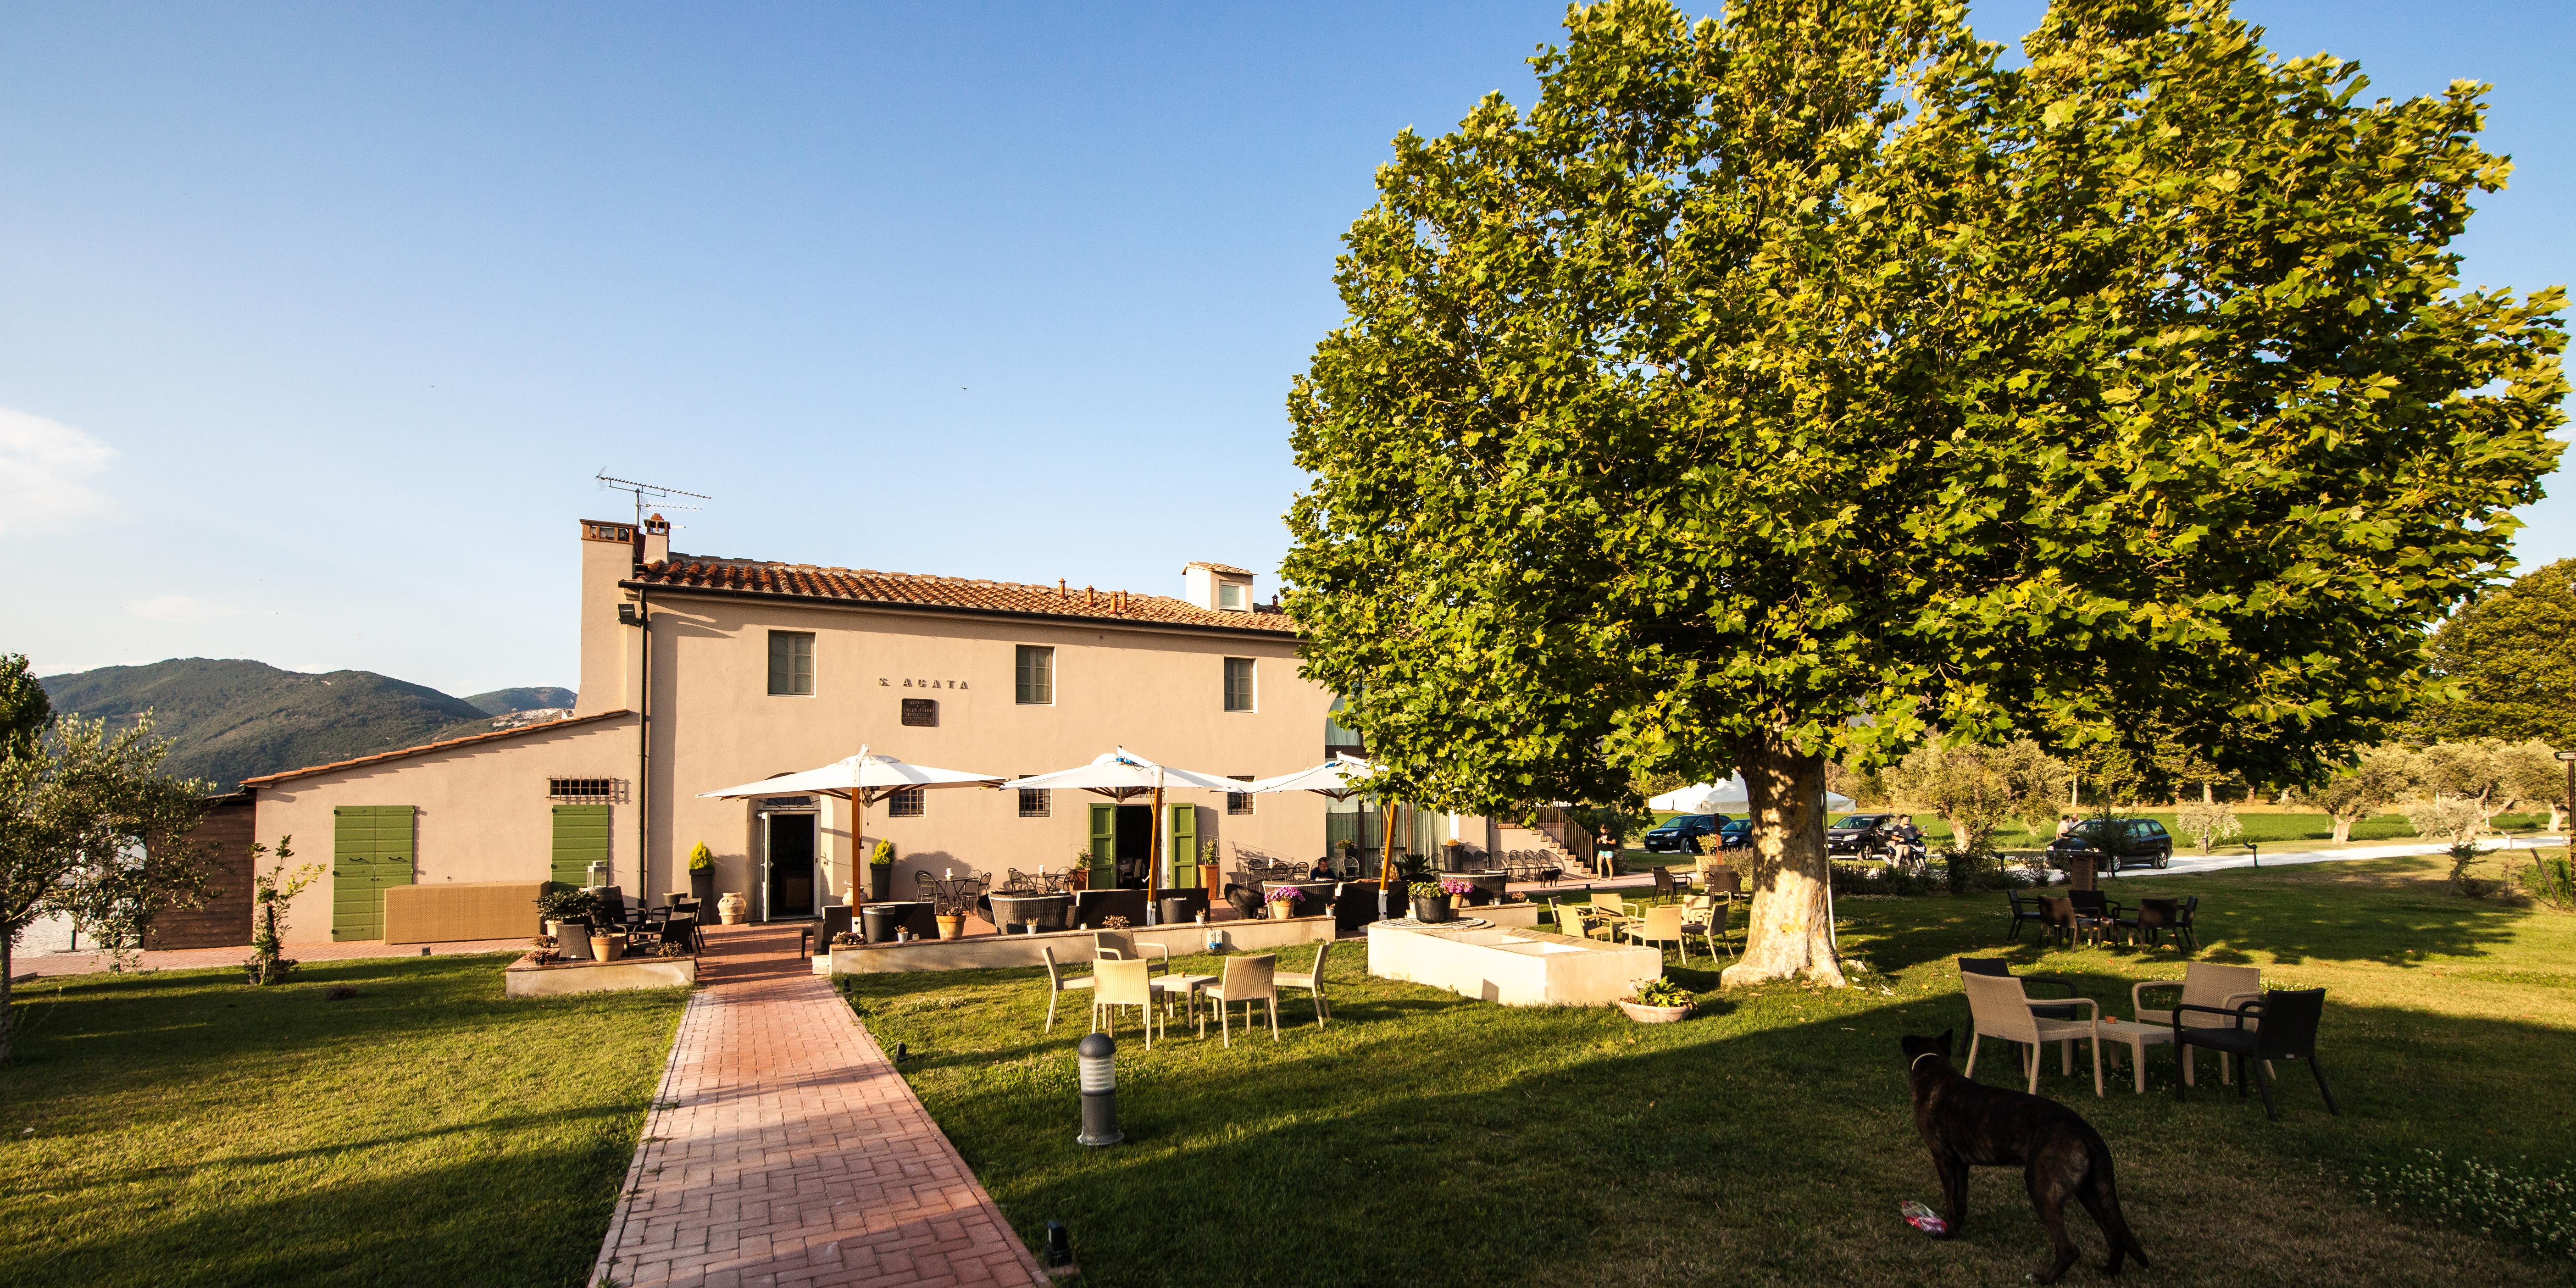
(535, 885), (599, 924)
(2518, 851), (2576, 911)
(872, 838), (896, 866)
(241, 836), (321, 987)
(2174, 799), (2244, 854)
(1632, 978), (1693, 1008)
(2356, 1149), (2576, 1261)
(1406, 880), (1449, 899)
(687, 842), (714, 872)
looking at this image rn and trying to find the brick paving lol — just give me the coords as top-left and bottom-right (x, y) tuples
(592, 923), (1049, 1288)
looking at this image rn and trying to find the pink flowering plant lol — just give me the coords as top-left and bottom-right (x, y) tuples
(1438, 879), (1475, 899)
(1266, 886), (1305, 905)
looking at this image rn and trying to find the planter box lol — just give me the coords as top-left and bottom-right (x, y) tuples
(1367, 919), (1662, 1007)
(832, 914), (1336, 976)
(1618, 1000), (1692, 1023)
(504, 951), (696, 997)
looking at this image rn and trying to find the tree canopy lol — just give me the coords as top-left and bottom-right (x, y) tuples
(2422, 558), (2576, 746)
(1282, 0), (2565, 984)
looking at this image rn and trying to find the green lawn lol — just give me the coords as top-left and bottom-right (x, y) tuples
(0, 955), (688, 1288)
(848, 853), (2576, 1286)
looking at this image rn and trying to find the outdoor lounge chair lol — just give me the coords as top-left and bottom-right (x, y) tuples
(1554, 903), (1609, 941)
(1961, 971), (2103, 1097)
(1651, 866), (1678, 898)
(1039, 945), (1095, 1033)
(1093, 929), (1171, 977)
(2114, 895), (2198, 950)
(1627, 905), (1692, 963)
(1090, 959), (1162, 1049)
(1199, 953), (1279, 1047)
(2135, 962), (2261, 1086)
(2004, 889), (2040, 942)
(1274, 941), (1332, 1027)
(1680, 895), (1734, 959)
(2172, 988), (2337, 1121)
(1958, 957), (2083, 1020)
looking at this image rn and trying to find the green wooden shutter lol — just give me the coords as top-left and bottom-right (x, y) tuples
(1088, 803), (1116, 888)
(332, 805), (416, 942)
(1167, 803), (1197, 888)
(551, 805), (611, 887)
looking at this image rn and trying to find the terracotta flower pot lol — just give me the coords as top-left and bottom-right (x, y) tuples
(590, 933), (627, 963)
(936, 914), (965, 940)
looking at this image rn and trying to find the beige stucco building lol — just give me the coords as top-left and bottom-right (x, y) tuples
(239, 516), (1353, 944)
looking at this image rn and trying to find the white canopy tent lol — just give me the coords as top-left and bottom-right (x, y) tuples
(1004, 749), (1237, 916)
(1648, 776), (1855, 815)
(697, 747), (1004, 911)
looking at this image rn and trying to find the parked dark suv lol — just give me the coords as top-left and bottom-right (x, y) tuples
(1643, 814), (1727, 854)
(1825, 814), (1896, 857)
(1713, 817), (1752, 849)
(2047, 818), (2175, 872)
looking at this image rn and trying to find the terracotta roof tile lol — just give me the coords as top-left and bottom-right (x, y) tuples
(1184, 561), (1253, 575)
(635, 556), (1296, 635)
(240, 710), (635, 787)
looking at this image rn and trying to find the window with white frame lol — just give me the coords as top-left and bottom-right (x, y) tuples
(888, 786), (924, 817)
(768, 631), (815, 695)
(1016, 644), (1055, 705)
(1223, 657), (1255, 712)
(1219, 581), (1247, 610)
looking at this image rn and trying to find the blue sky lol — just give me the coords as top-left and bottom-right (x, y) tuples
(4, 1), (2569, 697)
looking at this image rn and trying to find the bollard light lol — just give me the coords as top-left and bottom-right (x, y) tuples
(1044, 1221), (1072, 1267)
(1076, 1032), (1123, 1147)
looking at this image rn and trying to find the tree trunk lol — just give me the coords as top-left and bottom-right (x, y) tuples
(2202, 781), (2214, 805)
(2332, 815), (2355, 844)
(1721, 739), (1845, 989)
(1, 933), (13, 1066)
(2069, 778), (2081, 808)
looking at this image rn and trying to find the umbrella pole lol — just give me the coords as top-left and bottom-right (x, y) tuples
(1146, 780), (1163, 924)
(1379, 797), (1399, 917)
(853, 792), (868, 922)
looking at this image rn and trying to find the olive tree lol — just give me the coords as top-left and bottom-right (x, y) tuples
(1282, 0), (2565, 986)
(1882, 739), (2073, 860)
(2308, 744), (2421, 844)
(1, 715), (214, 1063)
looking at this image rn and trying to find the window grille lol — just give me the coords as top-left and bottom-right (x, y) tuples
(768, 631), (815, 695)
(888, 786), (925, 817)
(547, 777), (625, 803)
(1016, 644), (1054, 705)
(902, 698), (938, 727)
(1018, 780), (1050, 817)
(1227, 774), (1254, 816)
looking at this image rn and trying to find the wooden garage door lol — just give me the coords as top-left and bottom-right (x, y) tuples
(551, 805), (611, 887)
(333, 805), (416, 942)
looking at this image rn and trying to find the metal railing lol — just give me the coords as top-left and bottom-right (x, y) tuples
(1527, 806), (1598, 871)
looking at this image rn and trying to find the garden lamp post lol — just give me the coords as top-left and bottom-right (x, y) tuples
(1076, 1032), (1122, 1146)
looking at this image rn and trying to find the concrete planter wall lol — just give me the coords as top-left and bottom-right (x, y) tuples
(833, 914), (1337, 975)
(505, 952), (697, 997)
(1366, 921), (1662, 1006)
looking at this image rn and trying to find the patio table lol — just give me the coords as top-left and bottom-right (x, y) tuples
(1153, 973), (1219, 1027)
(2097, 1018), (2176, 1094)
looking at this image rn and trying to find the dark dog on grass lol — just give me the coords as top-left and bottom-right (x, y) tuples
(1902, 1031), (2148, 1283)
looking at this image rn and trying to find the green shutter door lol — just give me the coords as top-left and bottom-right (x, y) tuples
(333, 806), (416, 941)
(551, 805), (611, 887)
(1088, 803), (1117, 888)
(1167, 803), (1197, 888)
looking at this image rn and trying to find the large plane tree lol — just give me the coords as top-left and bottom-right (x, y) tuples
(1281, 0), (2565, 984)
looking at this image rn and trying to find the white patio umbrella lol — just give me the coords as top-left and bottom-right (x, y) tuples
(698, 746), (1004, 914)
(1244, 755), (1402, 908)
(1005, 749), (1236, 917)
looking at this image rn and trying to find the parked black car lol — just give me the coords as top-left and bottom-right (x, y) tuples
(1643, 814), (1727, 854)
(1713, 817), (1752, 849)
(1825, 814), (1896, 856)
(2047, 818), (2175, 871)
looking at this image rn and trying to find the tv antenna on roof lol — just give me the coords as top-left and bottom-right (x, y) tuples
(595, 472), (712, 527)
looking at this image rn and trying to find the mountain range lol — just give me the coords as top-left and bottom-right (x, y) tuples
(39, 659), (575, 791)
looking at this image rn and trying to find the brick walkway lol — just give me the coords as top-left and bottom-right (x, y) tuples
(592, 923), (1049, 1288)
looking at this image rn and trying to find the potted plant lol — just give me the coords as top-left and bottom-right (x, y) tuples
(590, 927), (628, 962)
(688, 843), (716, 902)
(869, 838), (896, 900)
(536, 886), (599, 960)
(1439, 877), (1477, 908)
(1408, 880), (1453, 923)
(1619, 977), (1695, 1022)
(1065, 846), (1092, 893)
(1266, 886), (1305, 919)
(1619, 977), (1694, 1023)
(1197, 838), (1222, 894)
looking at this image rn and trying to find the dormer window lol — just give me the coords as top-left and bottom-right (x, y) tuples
(1219, 581), (1247, 611)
